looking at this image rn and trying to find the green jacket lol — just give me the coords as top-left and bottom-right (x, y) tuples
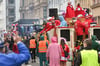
(92, 35), (100, 51)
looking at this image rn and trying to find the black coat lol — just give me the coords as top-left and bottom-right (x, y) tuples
(23, 39), (30, 48)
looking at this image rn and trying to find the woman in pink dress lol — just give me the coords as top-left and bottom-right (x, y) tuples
(60, 39), (70, 66)
(46, 36), (61, 66)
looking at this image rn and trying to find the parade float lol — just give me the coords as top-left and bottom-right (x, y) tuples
(39, 2), (98, 65)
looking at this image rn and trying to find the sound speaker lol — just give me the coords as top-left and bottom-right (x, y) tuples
(60, 30), (70, 41)
(93, 29), (100, 40)
(49, 8), (58, 20)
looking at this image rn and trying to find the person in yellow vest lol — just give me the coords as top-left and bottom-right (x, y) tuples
(29, 36), (36, 63)
(37, 35), (48, 66)
(75, 39), (100, 66)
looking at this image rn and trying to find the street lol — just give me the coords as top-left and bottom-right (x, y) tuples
(22, 62), (71, 66)
(22, 58), (72, 66)
(22, 63), (39, 66)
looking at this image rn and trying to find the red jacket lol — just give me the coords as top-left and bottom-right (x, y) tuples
(55, 20), (61, 26)
(40, 22), (52, 34)
(74, 20), (85, 36)
(12, 44), (19, 54)
(74, 45), (80, 50)
(83, 19), (92, 35)
(60, 44), (69, 58)
(40, 20), (60, 34)
(65, 5), (75, 18)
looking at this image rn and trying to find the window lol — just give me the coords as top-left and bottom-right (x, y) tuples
(22, 13), (24, 19)
(60, 30), (70, 41)
(8, 9), (15, 16)
(43, 6), (47, 19)
(9, 18), (15, 22)
(8, 0), (15, 4)
(22, 0), (24, 6)
(97, 0), (100, 3)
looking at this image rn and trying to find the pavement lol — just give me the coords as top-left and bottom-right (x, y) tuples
(22, 63), (39, 66)
(22, 61), (71, 66)
(22, 57), (40, 66)
(22, 57), (72, 66)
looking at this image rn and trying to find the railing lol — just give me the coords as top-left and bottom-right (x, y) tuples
(91, 0), (100, 9)
(93, 0), (100, 5)
(8, 14), (15, 16)
(40, 0), (47, 4)
(7, 3), (15, 7)
(7, 15), (15, 18)
(19, 7), (26, 12)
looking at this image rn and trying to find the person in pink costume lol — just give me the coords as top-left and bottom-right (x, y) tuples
(46, 36), (61, 66)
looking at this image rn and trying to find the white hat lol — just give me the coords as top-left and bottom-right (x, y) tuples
(47, 17), (55, 21)
(78, 8), (81, 11)
(77, 14), (84, 18)
(47, 17), (52, 21)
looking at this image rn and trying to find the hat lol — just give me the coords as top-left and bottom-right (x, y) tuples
(86, 14), (93, 18)
(0, 42), (4, 48)
(77, 14), (84, 18)
(47, 16), (55, 21)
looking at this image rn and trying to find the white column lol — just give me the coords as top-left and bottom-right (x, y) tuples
(15, 0), (20, 21)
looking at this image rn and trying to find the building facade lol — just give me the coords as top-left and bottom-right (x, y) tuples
(91, 0), (100, 25)
(48, 0), (75, 14)
(75, 0), (93, 11)
(6, 0), (20, 30)
(0, 0), (6, 31)
(6, 0), (15, 30)
(0, 0), (20, 31)
(15, 0), (20, 21)
(20, 0), (48, 24)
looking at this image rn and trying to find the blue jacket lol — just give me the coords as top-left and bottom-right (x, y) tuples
(59, 16), (67, 27)
(0, 42), (30, 66)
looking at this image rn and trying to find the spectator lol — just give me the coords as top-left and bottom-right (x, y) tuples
(12, 42), (19, 54)
(29, 36), (37, 63)
(5, 37), (14, 50)
(75, 39), (100, 66)
(23, 36), (29, 49)
(91, 35), (100, 51)
(0, 36), (30, 66)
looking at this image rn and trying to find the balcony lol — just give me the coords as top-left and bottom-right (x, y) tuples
(7, 5), (15, 9)
(7, 14), (15, 18)
(40, 0), (47, 3)
(29, 3), (34, 11)
(19, 7), (26, 12)
(91, 2), (100, 9)
(7, 3), (15, 7)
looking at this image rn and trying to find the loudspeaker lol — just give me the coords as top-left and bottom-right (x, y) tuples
(60, 30), (70, 41)
(49, 8), (58, 20)
(93, 29), (100, 40)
